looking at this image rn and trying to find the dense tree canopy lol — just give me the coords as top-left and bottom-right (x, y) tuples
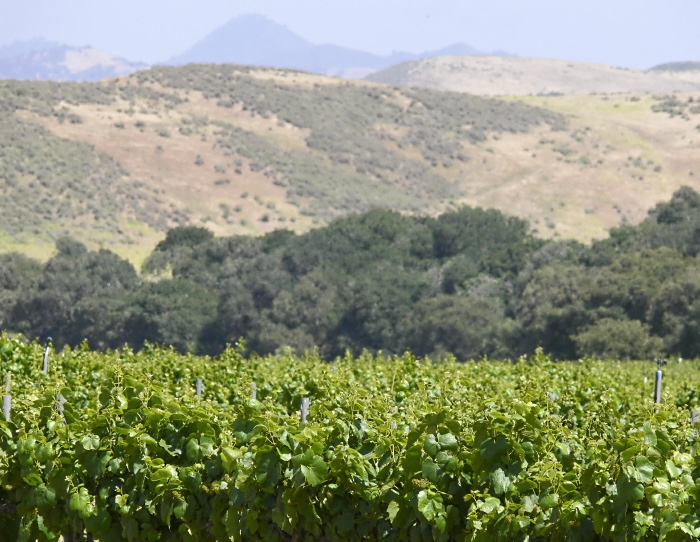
(3, 188), (700, 360)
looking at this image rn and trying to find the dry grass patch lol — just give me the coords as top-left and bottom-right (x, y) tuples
(27, 98), (307, 239)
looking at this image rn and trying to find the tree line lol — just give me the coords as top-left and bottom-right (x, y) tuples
(2, 186), (700, 361)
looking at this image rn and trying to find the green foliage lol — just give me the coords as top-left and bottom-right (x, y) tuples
(142, 226), (216, 276)
(1, 338), (700, 540)
(583, 186), (700, 262)
(651, 93), (700, 119)
(431, 206), (541, 275)
(513, 263), (593, 359)
(4, 189), (700, 361)
(405, 295), (506, 360)
(116, 279), (218, 352)
(153, 206), (539, 358)
(11, 238), (140, 348)
(156, 225), (216, 250)
(573, 318), (663, 360)
(654, 185), (700, 225)
(648, 265), (700, 357)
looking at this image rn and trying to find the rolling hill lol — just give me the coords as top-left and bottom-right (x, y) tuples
(650, 61), (700, 72)
(365, 55), (700, 95)
(1, 62), (699, 265)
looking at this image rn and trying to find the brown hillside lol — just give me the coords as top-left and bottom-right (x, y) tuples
(1, 64), (699, 265)
(366, 56), (700, 96)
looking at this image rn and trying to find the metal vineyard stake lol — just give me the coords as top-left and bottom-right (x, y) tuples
(654, 359), (667, 409)
(43, 345), (50, 374)
(300, 397), (310, 423)
(2, 373), (10, 422)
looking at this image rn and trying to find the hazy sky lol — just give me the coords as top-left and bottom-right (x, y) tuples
(1, 0), (697, 69)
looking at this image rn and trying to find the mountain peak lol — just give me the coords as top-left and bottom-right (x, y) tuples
(169, 14), (312, 66)
(166, 14), (508, 78)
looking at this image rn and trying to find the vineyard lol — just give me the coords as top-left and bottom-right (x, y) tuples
(1, 335), (700, 541)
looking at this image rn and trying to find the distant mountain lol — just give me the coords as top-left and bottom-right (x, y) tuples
(0, 41), (148, 81)
(0, 16), (510, 82)
(167, 14), (511, 77)
(169, 14), (311, 66)
(0, 38), (62, 59)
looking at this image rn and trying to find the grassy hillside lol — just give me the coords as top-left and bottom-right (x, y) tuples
(1, 63), (700, 262)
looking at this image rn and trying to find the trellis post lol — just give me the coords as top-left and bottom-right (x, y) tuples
(300, 398), (310, 423)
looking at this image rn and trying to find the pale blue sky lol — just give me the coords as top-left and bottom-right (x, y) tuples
(1, 0), (697, 68)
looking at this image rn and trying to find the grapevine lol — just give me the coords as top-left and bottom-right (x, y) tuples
(0, 336), (699, 541)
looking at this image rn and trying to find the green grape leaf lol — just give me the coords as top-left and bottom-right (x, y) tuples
(634, 456), (655, 483)
(617, 474), (644, 504)
(84, 509), (111, 536)
(186, 438), (200, 462)
(539, 492), (560, 510)
(387, 501), (401, 522)
(481, 497), (502, 514)
(520, 494), (538, 513)
(69, 487), (95, 519)
(22, 471), (43, 487)
(653, 479), (670, 494)
(435, 514), (447, 533)
(221, 446), (243, 472)
(29, 484), (56, 509)
(151, 465), (178, 482)
(666, 459), (682, 479)
(199, 435), (216, 457)
(173, 498), (187, 519)
(490, 468), (510, 495)
(124, 517), (140, 542)
(300, 455), (328, 486)
(417, 489), (444, 521)
(480, 435), (508, 464)
(80, 434), (100, 451)
(335, 508), (355, 535)
(422, 458), (439, 484)
(438, 432), (458, 451)
(423, 434), (439, 458)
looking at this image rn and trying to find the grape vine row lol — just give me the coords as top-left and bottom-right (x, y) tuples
(1, 336), (699, 541)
